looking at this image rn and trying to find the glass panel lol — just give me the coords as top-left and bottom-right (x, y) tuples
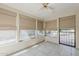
(0, 30), (16, 44)
(46, 30), (58, 43)
(37, 30), (45, 39)
(60, 29), (75, 47)
(20, 30), (35, 41)
(46, 30), (57, 37)
(20, 15), (36, 41)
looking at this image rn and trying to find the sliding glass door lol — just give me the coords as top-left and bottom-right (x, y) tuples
(59, 29), (75, 47)
(59, 15), (76, 47)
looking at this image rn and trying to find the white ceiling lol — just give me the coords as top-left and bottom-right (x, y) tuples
(3, 3), (79, 21)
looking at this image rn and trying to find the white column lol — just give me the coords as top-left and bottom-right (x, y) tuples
(43, 20), (46, 41)
(35, 19), (38, 39)
(57, 18), (60, 44)
(16, 12), (20, 42)
(43, 20), (46, 36)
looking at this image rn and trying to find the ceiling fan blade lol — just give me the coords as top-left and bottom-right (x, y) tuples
(39, 3), (55, 13)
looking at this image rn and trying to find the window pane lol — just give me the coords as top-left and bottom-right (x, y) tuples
(46, 30), (57, 37)
(0, 8), (16, 44)
(0, 30), (16, 44)
(20, 15), (36, 41)
(20, 30), (35, 41)
(60, 29), (75, 46)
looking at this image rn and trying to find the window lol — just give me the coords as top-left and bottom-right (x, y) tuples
(60, 29), (75, 46)
(0, 9), (16, 44)
(37, 30), (44, 36)
(46, 30), (57, 38)
(20, 30), (35, 41)
(0, 30), (16, 44)
(20, 15), (36, 41)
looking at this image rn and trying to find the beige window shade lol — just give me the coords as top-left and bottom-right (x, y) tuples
(20, 15), (36, 30)
(0, 8), (16, 30)
(37, 20), (43, 30)
(46, 20), (57, 30)
(0, 8), (16, 17)
(59, 15), (75, 29)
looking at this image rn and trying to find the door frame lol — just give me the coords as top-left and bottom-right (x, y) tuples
(58, 15), (76, 48)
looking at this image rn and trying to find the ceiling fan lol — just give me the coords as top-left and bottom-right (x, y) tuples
(41, 3), (54, 10)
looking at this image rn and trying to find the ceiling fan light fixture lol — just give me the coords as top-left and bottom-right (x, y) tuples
(42, 3), (49, 8)
(40, 3), (54, 13)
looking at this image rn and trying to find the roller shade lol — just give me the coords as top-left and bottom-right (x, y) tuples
(20, 15), (36, 30)
(37, 20), (43, 30)
(46, 20), (57, 30)
(59, 15), (75, 29)
(0, 8), (16, 30)
(0, 8), (16, 17)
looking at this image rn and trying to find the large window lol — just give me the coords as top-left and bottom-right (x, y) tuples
(0, 8), (45, 44)
(0, 8), (16, 44)
(45, 20), (57, 41)
(20, 15), (36, 41)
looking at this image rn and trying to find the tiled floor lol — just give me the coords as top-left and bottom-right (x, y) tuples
(11, 42), (79, 56)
